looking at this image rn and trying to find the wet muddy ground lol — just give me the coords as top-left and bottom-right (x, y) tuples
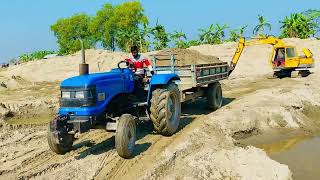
(239, 130), (320, 180)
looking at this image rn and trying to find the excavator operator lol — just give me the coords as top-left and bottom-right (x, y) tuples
(274, 48), (285, 67)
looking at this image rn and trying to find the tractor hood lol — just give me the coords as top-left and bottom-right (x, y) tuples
(61, 69), (127, 88)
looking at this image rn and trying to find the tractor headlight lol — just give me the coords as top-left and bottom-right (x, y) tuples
(75, 91), (85, 99)
(61, 91), (71, 99)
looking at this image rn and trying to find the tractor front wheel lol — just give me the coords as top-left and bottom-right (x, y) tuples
(47, 119), (74, 155)
(115, 114), (136, 159)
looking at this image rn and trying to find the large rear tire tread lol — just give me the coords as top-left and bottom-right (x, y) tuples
(47, 123), (74, 155)
(115, 114), (136, 159)
(150, 83), (181, 136)
(207, 82), (223, 110)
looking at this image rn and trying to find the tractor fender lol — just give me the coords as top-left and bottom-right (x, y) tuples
(147, 74), (180, 108)
(149, 74), (180, 85)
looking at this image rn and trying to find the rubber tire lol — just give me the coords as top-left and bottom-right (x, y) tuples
(150, 83), (181, 136)
(47, 122), (74, 155)
(115, 114), (136, 159)
(207, 82), (223, 110)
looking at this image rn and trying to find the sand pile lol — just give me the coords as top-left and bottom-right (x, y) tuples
(190, 42), (273, 78)
(0, 49), (129, 82)
(153, 48), (222, 66)
(0, 48), (223, 82)
(189, 42), (238, 63)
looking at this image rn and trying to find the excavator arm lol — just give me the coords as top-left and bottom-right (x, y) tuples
(228, 36), (286, 75)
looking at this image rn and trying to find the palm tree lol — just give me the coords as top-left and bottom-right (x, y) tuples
(199, 23), (228, 44)
(239, 25), (248, 36)
(253, 15), (272, 36)
(199, 24), (215, 44)
(171, 30), (187, 42)
(151, 23), (170, 50)
(171, 30), (188, 48)
(229, 25), (248, 42)
(116, 28), (140, 52)
(280, 13), (317, 38)
(139, 24), (152, 52)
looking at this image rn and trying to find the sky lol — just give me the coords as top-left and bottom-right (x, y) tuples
(0, 0), (319, 63)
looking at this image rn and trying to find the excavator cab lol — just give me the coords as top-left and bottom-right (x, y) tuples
(272, 46), (298, 68)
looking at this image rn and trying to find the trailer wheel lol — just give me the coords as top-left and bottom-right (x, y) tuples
(115, 114), (136, 159)
(150, 83), (181, 136)
(207, 82), (222, 110)
(47, 121), (74, 155)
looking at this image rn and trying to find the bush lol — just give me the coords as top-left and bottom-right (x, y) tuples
(19, 50), (56, 63)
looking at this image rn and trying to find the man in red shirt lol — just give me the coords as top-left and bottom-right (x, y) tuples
(125, 45), (154, 100)
(125, 45), (154, 77)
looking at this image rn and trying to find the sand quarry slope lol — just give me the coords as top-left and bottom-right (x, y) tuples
(1, 38), (320, 179)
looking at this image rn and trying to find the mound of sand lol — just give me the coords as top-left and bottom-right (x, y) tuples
(0, 49), (128, 82)
(189, 42), (273, 78)
(154, 48), (222, 66)
(0, 48), (222, 82)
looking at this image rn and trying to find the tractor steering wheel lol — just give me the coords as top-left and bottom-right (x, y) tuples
(118, 60), (127, 68)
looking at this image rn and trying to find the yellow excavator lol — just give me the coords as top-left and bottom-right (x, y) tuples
(229, 36), (315, 78)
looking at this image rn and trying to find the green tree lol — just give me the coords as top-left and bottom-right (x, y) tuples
(151, 23), (170, 50)
(280, 13), (318, 38)
(229, 25), (247, 42)
(304, 9), (320, 36)
(138, 24), (152, 52)
(115, 28), (139, 52)
(90, 2), (148, 51)
(304, 9), (320, 22)
(51, 14), (94, 55)
(171, 30), (188, 48)
(253, 15), (271, 36)
(199, 23), (229, 44)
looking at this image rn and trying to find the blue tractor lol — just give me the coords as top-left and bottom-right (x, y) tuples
(47, 60), (181, 158)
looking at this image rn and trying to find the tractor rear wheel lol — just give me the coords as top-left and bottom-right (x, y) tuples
(207, 82), (223, 110)
(47, 120), (74, 155)
(150, 83), (181, 136)
(115, 114), (136, 159)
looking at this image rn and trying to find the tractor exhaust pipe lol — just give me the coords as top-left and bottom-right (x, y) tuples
(79, 39), (89, 75)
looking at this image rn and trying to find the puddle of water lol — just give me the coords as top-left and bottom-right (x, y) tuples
(252, 134), (320, 180)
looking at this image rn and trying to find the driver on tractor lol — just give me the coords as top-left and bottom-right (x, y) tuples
(125, 45), (154, 99)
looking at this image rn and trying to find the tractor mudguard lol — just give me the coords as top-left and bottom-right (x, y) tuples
(147, 74), (180, 107)
(149, 74), (180, 85)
